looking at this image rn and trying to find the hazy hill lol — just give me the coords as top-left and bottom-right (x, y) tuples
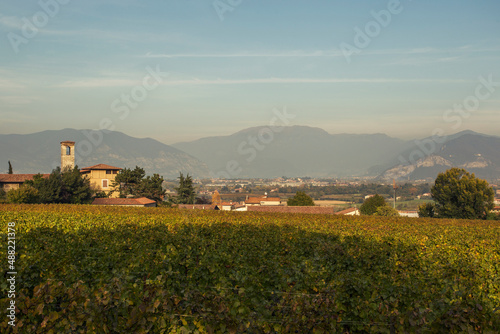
(0, 129), (210, 178)
(173, 125), (408, 178)
(379, 131), (500, 181)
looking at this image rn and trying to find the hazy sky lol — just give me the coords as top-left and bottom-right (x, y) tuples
(1, 0), (499, 144)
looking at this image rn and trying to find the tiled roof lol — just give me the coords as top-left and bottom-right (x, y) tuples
(335, 208), (359, 215)
(92, 197), (156, 206)
(245, 196), (281, 204)
(0, 174), (50, 183)
(81, 164), (122, 171)
(60, 141), (75, 145)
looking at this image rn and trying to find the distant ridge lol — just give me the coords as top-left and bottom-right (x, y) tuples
(173, 125), (408, 178)
(173, 126), (500, 180)
(0, 129), (210, 178)
(2, 127), (498, 181)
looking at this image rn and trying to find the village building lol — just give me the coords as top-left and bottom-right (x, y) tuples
(245, 195), (282, 206)
(80, 164), (122, 198)
(0, 174), (50, 192)
(398, 210), (419, 218)
(178, 204), (219, 210)
(335, 207), (360, 216)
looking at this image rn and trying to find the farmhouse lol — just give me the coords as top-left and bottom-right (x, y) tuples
(0, 174), (50, 192)
(80, 164), (122, 198)
(335, 207), (360, 216)
(245, 195), (282, 206)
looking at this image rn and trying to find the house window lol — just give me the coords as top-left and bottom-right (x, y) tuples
(102, 179), (108, 188)
(113, 170), (118, 174)
(106, 170), (111, 174)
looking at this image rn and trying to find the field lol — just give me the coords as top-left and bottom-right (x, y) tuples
(1, 204), (499, 333)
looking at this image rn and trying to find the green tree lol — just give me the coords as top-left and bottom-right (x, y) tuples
(60, 167), (93, 204)
(287, 191), (315, 206)
(112, 166), (165, 202)
(175, 172), (196, 204)
(374, 205), (400, 217)
(418, 202), (436, 218)
(111, 166), (146, 198)
(431, 168), (494, 219)
(360, 194), (387, 215)
(7, 186), (39, 204)
(135, 173), (165, 203)
(25, 167), (93, 204)
(0, 188), (6, 203)
(8, 161), (13, 174)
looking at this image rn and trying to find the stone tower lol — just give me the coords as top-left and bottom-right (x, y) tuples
(60, 141), (75, 170)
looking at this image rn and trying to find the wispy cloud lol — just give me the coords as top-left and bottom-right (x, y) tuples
(56, 77), (470, 88)
(56, 78), (140, 88)
(0, 15), (23, 30)
(142, 50), (345, 58)
(142, 45), (500, 60)
(140, 48), (436, 59)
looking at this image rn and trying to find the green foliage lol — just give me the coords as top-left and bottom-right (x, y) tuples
(23, 167), (93, 204)
(8, 161), (13, 174)
(431, 168), (494, 219)
(6, 186), (39, 203)
(287, 191), (315, 206)
(418, 202), (436, 218)
(174, 172), (196, 204)
(111, 166), (146, 197)
(112, 166), (165, 202)
(1, 205), (499, 332)
(360, 194), (387, 215)
(373, 205), (399, 217)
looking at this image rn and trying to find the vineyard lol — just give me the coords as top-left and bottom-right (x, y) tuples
(1, 204), (499, 333)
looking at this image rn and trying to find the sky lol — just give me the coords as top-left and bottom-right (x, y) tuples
(1, 0), (499, 144)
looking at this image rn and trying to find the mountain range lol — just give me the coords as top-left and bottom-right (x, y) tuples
(1, 127), (499, 181)
(0, 129), (210, 178)
(173, 126), (500, 181)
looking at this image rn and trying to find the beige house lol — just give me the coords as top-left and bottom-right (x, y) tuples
(245, 195), (282, 206)
(80, 164), (122, 198)
(0, 174), (50, 192)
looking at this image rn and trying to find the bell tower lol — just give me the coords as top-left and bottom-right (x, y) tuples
(60, 141), (75, 170)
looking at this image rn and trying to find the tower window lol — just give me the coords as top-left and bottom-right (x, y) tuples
(66, 146), (71, 155)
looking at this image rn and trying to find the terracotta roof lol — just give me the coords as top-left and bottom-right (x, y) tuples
(92, 197), (156, 206)
(245, 196), (281, 204)
(60, 141), (75, 145)
(335, 208), (359, 215)
(245, 197), (263, 204)
(263, 197), (281, 202)
(81, 164), (122, 171)
(0, 174), (50, 183)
